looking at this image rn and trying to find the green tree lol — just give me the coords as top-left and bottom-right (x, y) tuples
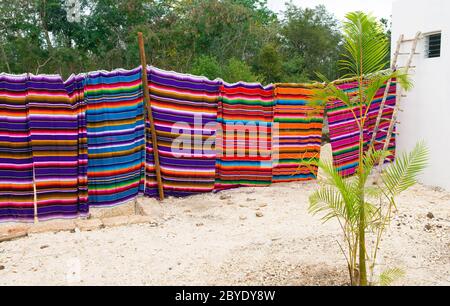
(190, 55), (222, 80)
(281, 4), (342, 81)
(253, 43), (283, 83)
(223, 58), (262, 83)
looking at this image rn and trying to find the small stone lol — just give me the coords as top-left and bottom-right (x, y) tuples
(424, 224), (432, 231)
(196, 223), (204, 227)
(426, 212), (434, 219)
(258, 203), (268, 208)
(256, 212), (264, 218)
(40, 245), (49, 250)
(412, 255), (417, 258)
(0, 265), (5, 270)
(239, 216), (247, 221)
(220, 194), (231, 200)
(246, 198), (256, 202)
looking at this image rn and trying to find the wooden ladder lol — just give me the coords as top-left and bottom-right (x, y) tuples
(370, 32), (422, 175)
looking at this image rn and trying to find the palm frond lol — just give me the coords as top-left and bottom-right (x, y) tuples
(378, 267), (405, 286)
(364, 186), (383, 199)
(315, 159), (359, 222)
(393, 68), (414, 92)
(340, 11), (389, 78)
(382, 141), (429, 196)
(309, 186), (346, 222)
(363, 74), (394, 106)
(310, 84), (353, 109)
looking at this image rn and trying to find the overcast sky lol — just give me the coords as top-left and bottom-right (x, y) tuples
(267, 0), (394, 20)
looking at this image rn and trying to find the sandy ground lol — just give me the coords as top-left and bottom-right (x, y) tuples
(0, 146), (449, 286)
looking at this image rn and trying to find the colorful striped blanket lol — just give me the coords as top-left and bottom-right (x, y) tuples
(326, 81), (397, 176)
(215, 82), (275, 189)
(0, 74), (35, 222)
(147, 67), (221, 197)
(273, 84), (324, 182)
(85, 68), (146, 207)
(0, 73), (88, 222)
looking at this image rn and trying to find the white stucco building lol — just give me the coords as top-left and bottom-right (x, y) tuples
(392, 0), (450, 190)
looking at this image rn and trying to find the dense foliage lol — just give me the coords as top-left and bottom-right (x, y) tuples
(0, 0), (388, 83)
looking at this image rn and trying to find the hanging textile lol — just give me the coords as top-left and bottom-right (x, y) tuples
(326, 81), (397, 176)
(273, 84), (324, 182)
(85, 68), (145, 207)
(27, 74), (89, 220)
(215, 82), (275, 190)
(0, 73), (89, 222)
(64, 74), (89, 213)
(147, 67), (221, 197)
(0, 74), (35, 222)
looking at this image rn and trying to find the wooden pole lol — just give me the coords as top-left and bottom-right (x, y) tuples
(138, 32), (165, 201)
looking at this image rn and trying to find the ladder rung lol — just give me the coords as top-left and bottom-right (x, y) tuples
(383, 105), (395, 109)
(396, 52), (420, 55)
(401, 38), (417, 42)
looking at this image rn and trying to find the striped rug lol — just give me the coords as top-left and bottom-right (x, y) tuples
(0, 73), (89, 222)
(215, 82), (275, 189)
(28, 74), (89, 220)
(85, 68), (146, 207)
(326, 81), (397, 176)
(147, 67), (222, 197)
(0, 73), (35, 222)
(273, 84), (324, 182)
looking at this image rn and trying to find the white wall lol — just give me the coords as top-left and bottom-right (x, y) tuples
(392, 0), (450, 190)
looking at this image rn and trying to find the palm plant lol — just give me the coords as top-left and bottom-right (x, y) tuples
(309, 12), (428, 286)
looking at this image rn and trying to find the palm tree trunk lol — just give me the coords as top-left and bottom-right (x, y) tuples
(358, 128), (368, 285)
